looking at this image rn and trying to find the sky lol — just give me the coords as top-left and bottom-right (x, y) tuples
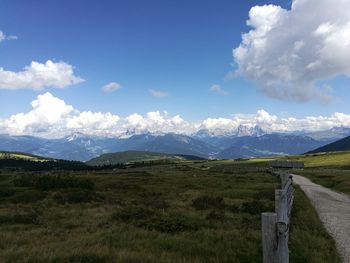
(0, 0), (350, 138)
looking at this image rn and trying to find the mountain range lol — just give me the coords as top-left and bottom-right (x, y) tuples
(1, 125), (349, 161)
(307, 136), (350, 154)
(86, 150), (205, 166)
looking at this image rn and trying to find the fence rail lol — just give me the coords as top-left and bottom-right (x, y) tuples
(262, 172), (294, 263)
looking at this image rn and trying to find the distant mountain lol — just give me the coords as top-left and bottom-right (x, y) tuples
(0, 133), (218, 161)
(194, 125), (267, 139)
(193, 125), (268, 150)
(0, 134), (46, 153)
(307, 136), (350, 154)
(86, 150), (205, 166)
(302, 127), (350, 142)
(0, 126), (343, 161)
(217, 134), (329, 159)
(132, 133), (218, 157)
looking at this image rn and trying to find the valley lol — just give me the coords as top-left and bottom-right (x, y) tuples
(2, 125), (349, 162)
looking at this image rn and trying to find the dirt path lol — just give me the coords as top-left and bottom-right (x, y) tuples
(292, 174), (350, 263)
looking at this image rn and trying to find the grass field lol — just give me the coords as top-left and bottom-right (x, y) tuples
(284, 151), (350, 169)
(0, 161), (341, 262)
(0, 151), (49, 162)
(225, 152), (350, 196)
(276, 151), (350, 195)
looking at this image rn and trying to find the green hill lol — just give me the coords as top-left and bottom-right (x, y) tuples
(0, 151), (91, 171)
(0, 151), (51, 162)
(307, 136), (350, 154)
(86, 150), (205, 166)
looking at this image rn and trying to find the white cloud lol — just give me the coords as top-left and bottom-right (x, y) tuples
(0, 60), (84, 90)
(149, 89), (169, 98)
(1, 92), (75, 136)
(2, 93), (350, 138)
(102, 82), (122, 92)
(0, 31), (17, 43)
(67, 111), (120, 136)
(123, 111), (190, 135)
(210, 84), (228, 95)
(232, 0), (350, 102)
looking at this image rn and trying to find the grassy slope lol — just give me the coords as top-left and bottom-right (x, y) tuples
(0, 161), (340, 262)
(283, 151), (350, 168)
(308, 136), (350, 154)
(200, 151), (350, 195)
(0, 151), (50, 162)
(86, 150), (203, 166)
(278, 151), (350, 195)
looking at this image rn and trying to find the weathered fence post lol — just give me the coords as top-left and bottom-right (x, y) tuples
(263, 172), (294, 263)
(276, 191), (289, 263)
(275, 189), (282, 213)
(280, 173), (289, 188)
(262, 212), (277, 263)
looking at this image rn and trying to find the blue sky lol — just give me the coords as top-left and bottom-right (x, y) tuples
(0, 0), (350, 137)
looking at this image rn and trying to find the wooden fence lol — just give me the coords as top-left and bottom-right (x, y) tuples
(269, 160), (304, 169)
(262, 172), (294, 263)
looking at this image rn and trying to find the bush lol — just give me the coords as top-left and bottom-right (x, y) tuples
(227, 204), (240, 213)
(10, 190), (46, 203)
(240, 199), (272, 215)
(65, 253), (110, 263)
(112, 206), (202, 233)
(112, 206), (155, 222)
(0, 188), (15, 197)
(145, 214), (201, 233)
(192, 195), (225, 210)
(206, 210), (225, 221)
(0, 211), (41, 225)
(53, 189), (97, 204)
(13, 174), (94, 190)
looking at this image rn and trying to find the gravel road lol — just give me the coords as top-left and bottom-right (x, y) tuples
(292, 174), (350, 263)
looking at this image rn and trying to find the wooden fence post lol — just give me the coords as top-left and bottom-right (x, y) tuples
(275, 190), (282, 213)
(280, 173), (289, 188)
(262, 212), (277, 263)
(276, 192), (289, 263)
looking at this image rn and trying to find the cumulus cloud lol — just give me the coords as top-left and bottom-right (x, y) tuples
(102, 82), (122, 92)
(123, 111), (191, 135)
(149, 89), (169, 98)
(0, 60), (84, 90)
(0, 31), (17, 43)
(210, 84), (228, 95)
(67, 111), (120, 136)
(198, 110), (350, 135)
(232, 0), (350, 102)
(2, 93), (350, 138)
(1, 92), (75, 136)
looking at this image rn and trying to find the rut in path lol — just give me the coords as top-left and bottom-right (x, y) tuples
(292, 174), (350, 263)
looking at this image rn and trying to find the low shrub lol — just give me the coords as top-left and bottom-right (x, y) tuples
(0, 188), (15, 197)
(112, 206), (202, 233)
(0, 211), (41, 225)
(66, 253), (110, 263)
(13, 174), (94, 190)
(240, 199), (272, 215)
(112, 206), (155, 222)
(10, 189), (46, 203)
(227, 204), (240, 213)
(206, 210), (225, 221)
(192, 195), (225, 210)
(145, 214), (201, 233)
(53, 189), (97, 204)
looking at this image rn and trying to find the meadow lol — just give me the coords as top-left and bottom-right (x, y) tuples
(0, 161), (341, 262)
(278, 151), (350, 195)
